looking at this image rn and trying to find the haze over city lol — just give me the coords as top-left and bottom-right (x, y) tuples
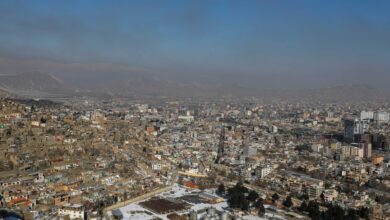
(1, 1), (390, 220)
(0, 0), (389, 89)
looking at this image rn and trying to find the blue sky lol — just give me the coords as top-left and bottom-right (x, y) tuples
(0, 0), (389, 88)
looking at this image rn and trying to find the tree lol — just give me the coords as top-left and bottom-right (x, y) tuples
(307, 201), (321, 220)
(228, 193), (240, 209)
(217, 183), (225, 195)
(254, 198), (264, 209)
(228, 182), (248, 196)
(320, 192), (325, 201)
(300, 193), (309, 201)
(258, 203), (265, 216)
(247, 190), (259, 202)
(324, 204), (345, 220)
(283, 196), (293, 208)
(299, 201), (307, 212)
(242, 199), (249, 211)
(346, 208), (359, 220)
(272, 193), (279, 202)
(40, 117), (46, 123)
(358, 207), (369, 220)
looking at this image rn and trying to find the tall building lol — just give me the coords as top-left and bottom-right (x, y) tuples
(354, 120), (369, 135)
(374, 112), (389, 124)
(344, 119), (369, 142)
(360, 111), (389, 123)
(359, 142), (372, 159)
(344, 119), (355, 142)
(341, 145), (363, 159)
(360, 111), (374, 121)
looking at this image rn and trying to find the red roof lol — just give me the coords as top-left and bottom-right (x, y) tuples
(11, 197), (26, 203)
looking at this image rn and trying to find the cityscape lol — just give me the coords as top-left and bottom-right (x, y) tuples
(1, 1), (390, 220)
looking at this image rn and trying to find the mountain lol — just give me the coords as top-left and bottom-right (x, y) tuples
(0, 72), (388, 102)
(89, 78), (390, 102)
(0, 88), (10, 98)
(0, 72), (76, 98)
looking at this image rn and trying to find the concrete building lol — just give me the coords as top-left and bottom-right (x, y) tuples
(360, 111), (374, 121)
(344, 119), (369, 142)
(374, 111), (390, 124)
(359, 142), (372, 159)
(307, 184), (323, 199)
(255, 165), (273, 179)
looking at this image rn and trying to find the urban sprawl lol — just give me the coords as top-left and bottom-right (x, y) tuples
(1, 98), (390, 220)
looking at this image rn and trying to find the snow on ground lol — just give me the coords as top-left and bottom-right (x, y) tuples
(263, 204), (304, 219)
(294, 214), (305, 218)
(264, 213), (287, 220)
(190, 201), (228, 213)
(242, 215), (267, 220)
(108, 184), (287, 220)
(109, 184), (201, 220)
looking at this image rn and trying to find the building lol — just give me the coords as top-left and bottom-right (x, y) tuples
(359, 142), (372, 159)
(341, 145), (364, 159)
(374, 112), (390, 124)
(199, 192), (224, 203)
(243, 146), (257, 157)
(58, 204), (84, 219)
(311, 144), (323, 153)
(354, 120), (369, 136)
(151, 162), (162, 171)
(344, 119), (369, 142)
(372, 154), (384, 165)
(360, 111), (374, 121)
(54, 194), (69, 206)
(344, 120), (355, 142)
(323, 189), (338, 202)
(269, 125), (278, 133)
(307, 184), (323, 199)
(255, 165), (273, 179)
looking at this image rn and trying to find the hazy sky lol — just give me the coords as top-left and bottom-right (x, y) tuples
(0, 0), (389, 88)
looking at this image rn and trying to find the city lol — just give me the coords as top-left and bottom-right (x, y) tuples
(1, 98), (390, 219)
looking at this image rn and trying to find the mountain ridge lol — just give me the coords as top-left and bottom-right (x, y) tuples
(0, 72), (388, 102)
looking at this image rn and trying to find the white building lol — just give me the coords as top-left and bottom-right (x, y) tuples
(360, 111), (374, 120)
(178, 115), (194, 122)
(311, 144), (323, 153)
(255, 165), (273, 179)
(269, 125), (278, 133)
(58, 204), (84, 219)
(374, 111), (390, 124)
(151, 162), (162, 171)
(353, 120), (369, 135)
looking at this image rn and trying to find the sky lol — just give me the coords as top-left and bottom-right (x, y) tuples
(0, 0), (389, 89)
